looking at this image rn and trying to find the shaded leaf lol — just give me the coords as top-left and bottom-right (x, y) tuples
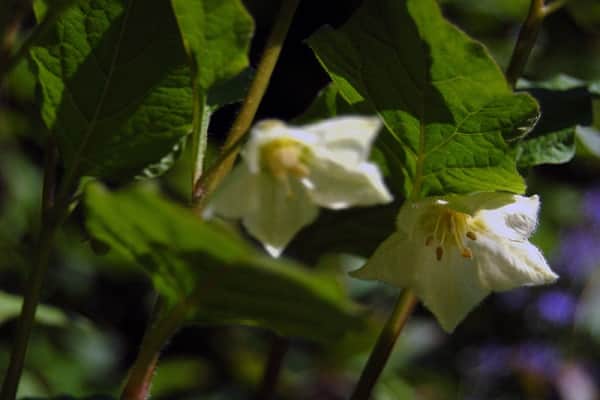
(308, 0), (537, 198)
(83, 183), (363, 342)
(517, 128), (575, 168)
(171, 0), (254, 200)
(30, 0), (193, 181)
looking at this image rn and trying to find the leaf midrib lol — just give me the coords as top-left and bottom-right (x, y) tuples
(59, 0), (135, 197)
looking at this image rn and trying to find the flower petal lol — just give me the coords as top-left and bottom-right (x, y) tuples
(306, 158), (392, 209)
(414, 249), (490, 332)
(350, 232), (417, 287)
(304, 116), (382, 165)
(243, 174), (319, 257)
(209, 164), (253, 218)
(471, 234), (558, 291)
(475, 195), (540, 241)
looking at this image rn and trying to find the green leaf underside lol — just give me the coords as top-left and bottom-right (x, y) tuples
(308, 0), (537, 198)
(171, 0), (254, 199)
(83, 184), (362, 342)
(517, 128), (575, 168)
(31, 0), (192, 180)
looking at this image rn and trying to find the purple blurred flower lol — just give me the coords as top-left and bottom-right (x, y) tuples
(472, 343), (511, 377)
(557, 229), (600, 280)
(536, 290), (576, 325)
(512, 342), (560, 379)
(583, 189), (600, 225)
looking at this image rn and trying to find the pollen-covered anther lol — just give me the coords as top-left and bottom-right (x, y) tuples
(461, 247), (473, 259)
(466, 231), (477, 240)
(436, 246), (444, 261)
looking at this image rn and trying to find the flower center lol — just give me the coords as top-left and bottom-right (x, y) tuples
(261, 139), (310, 192)
(421, 206), (477, 261)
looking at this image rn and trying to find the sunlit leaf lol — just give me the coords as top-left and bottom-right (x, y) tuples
(308, 0), (537, 198)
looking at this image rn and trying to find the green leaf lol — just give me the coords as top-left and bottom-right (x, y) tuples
(171, 0), (253, 92)
(83, 183), (362, 342)
(515, 75), (595, 166)
(308, 0), (537, 198)
(30, 0), (193, 181)
(516, 128), (575, 168)
(0, 291), (68, 326)
(171, 0), (254, 200)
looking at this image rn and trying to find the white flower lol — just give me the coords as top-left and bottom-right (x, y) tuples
(352, 192), (558, 332)
(210, 117), (393, 256)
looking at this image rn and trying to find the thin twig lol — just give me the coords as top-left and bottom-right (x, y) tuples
(0, 137), (59, 400)
(193, 0), (301, 212)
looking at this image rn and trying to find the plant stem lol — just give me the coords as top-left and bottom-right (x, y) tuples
(505, 0), (546, 88)
(193, 0), (301, 211)
(254, 335), (290, 400)
(121, 299), (189, 400)
(0, 137), (59, 400)
(350, 290), (418, 400)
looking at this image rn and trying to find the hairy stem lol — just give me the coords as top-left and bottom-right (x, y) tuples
(350, 290), (418, 400)
(121, 300), (189, 400)
(505, 0), (546, 88)
(0, 137), (59, 400)
(193, 0), (301, 211)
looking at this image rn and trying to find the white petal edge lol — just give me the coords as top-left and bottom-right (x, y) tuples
(304, 116), (382, 165)
(242, 174), (318, 257)
(474, 195), (540, 241)
(471, 234), (558, 291)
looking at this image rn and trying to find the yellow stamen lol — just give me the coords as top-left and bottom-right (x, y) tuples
(261, 138), (310, 196)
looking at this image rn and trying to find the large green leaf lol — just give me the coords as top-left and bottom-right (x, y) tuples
(30, 0), (193, 181)
(171, 0), (254, 200)
(308, 0), (538, 198)
(83, 184), (362, 342)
